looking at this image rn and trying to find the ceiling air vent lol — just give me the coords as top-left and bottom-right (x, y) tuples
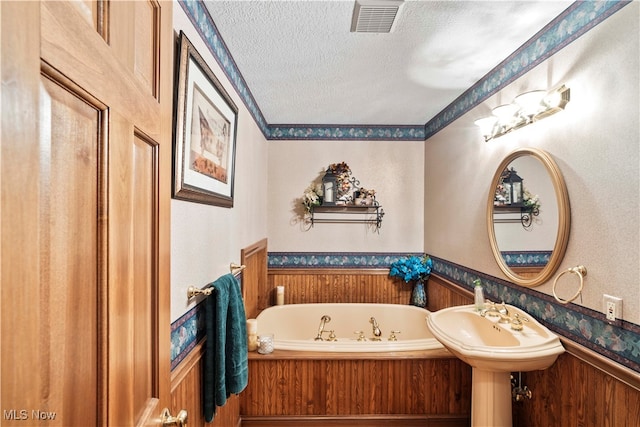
(350, 0), (404, 33)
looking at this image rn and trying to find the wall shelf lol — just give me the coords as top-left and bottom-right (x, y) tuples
(493, 205), (539, 228)
(310, 205), (384, 231)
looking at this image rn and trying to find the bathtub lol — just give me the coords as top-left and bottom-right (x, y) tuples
(254, 303), (446, 353)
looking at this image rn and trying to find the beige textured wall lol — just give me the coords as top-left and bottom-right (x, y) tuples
(424, 4), (639, 324)
(171, 5), (269, 322)
(267, 139), (424, 252)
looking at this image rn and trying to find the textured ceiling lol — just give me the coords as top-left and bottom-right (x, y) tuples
(202, 0), (573, 126)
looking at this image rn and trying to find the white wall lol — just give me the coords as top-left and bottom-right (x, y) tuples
(171, 5), (269, 322)
(424, 4), (639, 324)
(267, 139), (424, 252)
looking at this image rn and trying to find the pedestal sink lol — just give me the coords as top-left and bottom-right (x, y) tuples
(426, 304), (564, 427)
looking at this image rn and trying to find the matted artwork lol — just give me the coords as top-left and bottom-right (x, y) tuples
(173, 31), (238, 207)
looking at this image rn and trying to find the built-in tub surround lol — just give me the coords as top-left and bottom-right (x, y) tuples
(255, 303), (449, 354)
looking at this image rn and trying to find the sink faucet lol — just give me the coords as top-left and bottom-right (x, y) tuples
(480, 301), (511, 323)
(369, 317), (382, 338)
(314, 315), (331, 341)
(479, 301), (497, 317)
(496, 302), (510, 323)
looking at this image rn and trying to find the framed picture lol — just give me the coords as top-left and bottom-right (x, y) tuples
(173, 31), (238, 207)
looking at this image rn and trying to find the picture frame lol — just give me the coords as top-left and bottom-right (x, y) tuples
(173, 31), (238, 207)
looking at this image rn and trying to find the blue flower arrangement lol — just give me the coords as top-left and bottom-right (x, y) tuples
(389, 255), (433, 283)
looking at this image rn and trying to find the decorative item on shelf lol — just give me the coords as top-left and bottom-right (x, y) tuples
(354, 187), (377, 206)
(495, 167), (523, 206)
(388, 255), (432, 308)
(302, 183), (323, 215)
(327, 161), (356, 203)
(321, 169), (338, 206)
(299, 162), (384, 231)
(522, 189), (541, 212)
(474, 84), (570, 142)
(494, 167), (541, 229)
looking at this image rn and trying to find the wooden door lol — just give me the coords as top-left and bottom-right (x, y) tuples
(1, 1), (173, 426)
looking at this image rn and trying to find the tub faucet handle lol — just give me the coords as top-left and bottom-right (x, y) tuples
(369, 317), (382, 337)
(327, 330), (337, 341)
(388, 330), (401, 341)
(354, 330), (366, 341)
(315, 314), (332, 341)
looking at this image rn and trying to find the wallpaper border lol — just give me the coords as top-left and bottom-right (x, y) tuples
(178, 0), (631, 142)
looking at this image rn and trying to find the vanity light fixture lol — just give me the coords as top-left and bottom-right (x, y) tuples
(475, 85), (570, 142)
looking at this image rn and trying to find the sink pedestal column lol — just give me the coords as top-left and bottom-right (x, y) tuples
(471, 368), (512, 427)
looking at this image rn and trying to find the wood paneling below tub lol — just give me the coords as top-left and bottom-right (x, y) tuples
(240, 356), (471, 423)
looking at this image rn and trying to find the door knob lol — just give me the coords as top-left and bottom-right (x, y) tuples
(161, 408), (187, 427)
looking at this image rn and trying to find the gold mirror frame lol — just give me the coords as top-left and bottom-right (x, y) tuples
(486, 148), (571, 287)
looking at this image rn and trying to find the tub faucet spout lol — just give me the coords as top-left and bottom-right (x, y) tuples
(315, 315), (331, 341)
(369, 317), (382, 338)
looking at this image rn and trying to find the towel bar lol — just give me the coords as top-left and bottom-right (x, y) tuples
(187, 263), (246, 300)
(187, 286), (213, 299)
(230, 262), (246, 275)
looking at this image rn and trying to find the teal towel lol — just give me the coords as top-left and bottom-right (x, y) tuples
(203, 273), (248, 422)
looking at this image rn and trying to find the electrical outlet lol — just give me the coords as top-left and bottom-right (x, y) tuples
(603, 295), (623, 322)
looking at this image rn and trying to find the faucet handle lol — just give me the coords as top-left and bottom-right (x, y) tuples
(481, 301), (500, 318)
(510, 313), (529, 331)
(498, 301), (509, 314)
(388, 330), (400, 341)
(354, 331), (366, 341)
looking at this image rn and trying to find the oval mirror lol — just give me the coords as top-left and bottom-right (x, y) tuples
(487, 148), (570, 287)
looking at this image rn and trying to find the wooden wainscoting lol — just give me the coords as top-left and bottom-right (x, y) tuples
(242, 238), (268, 319)
(427, 273), (640, 426)
(513, 350), (640, 426)
(240, 354), (471, 427)
(267, 269), (412, 309)
(170, 238), (268, 427)
(170, 340), (241, 427)
(424, 274), (473, 311)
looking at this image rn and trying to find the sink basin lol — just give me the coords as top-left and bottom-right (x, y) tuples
(426, 304), (564, 427)
(426, 304), (564, 372)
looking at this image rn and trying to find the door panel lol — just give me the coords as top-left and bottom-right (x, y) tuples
(1, 1), (173, 426)
(69, 0), (101, 35)
(109, 0), (160, 98)
(108, 115), (160, 426)
(40, 70), (104, 427)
